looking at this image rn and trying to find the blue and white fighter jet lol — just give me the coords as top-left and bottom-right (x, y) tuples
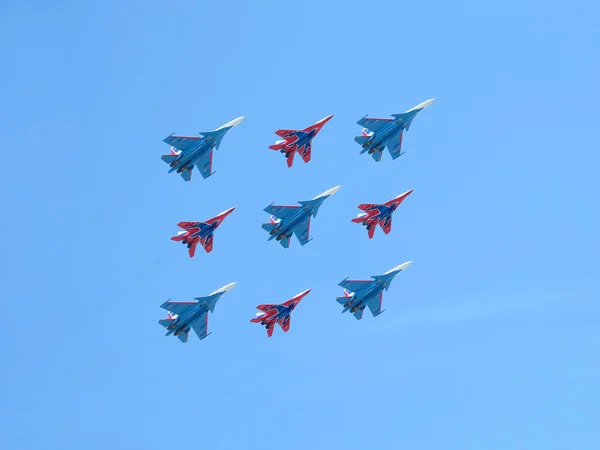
(354, 99), (434, 162)
(160, 116), (244, 181)
(261, 186), (341, 248)
(158, 282), (236, 343)
(336, 262), (412, 320)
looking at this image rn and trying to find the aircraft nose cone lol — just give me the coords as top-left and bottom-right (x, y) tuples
(217, 116), (245, 130)
(419, 98), (435, 110)
(384, 261), (412, 275)
(323, 185), (341, 197)
(319, 114), (334, 124)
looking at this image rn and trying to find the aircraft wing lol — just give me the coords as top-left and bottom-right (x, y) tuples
(379, 216), (392, 234)
(339, 279), (372, 293)
(164, 135), (203, 152)
(191, 313), (209, 340)
(160, 300), (196, 316)
(366, 293), (384, 317)
(196, 151), (214, 179)
(178, 221), (200, 230)
(357, 117), (393, 133)
(264, 204), (299, 220)
(293, 218), (311, 246)
(385, 132), (404, 160)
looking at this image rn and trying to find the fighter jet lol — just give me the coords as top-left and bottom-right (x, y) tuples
(261, 186), (341, 248)
(171, 207), (235, 257)
(158, 282), (236, 343)
(269, 114), (334, 167)
(352, 189), (414, 238)
(160, 116), (244, 181)
(354, 98), (434, 162)
(336, 262), (412, 320)
(250, 289), (311, 337)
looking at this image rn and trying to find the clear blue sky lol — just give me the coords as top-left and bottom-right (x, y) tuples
(1, 1), (599, 448)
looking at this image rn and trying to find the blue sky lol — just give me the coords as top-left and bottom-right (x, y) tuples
(1, 0), (599, 448)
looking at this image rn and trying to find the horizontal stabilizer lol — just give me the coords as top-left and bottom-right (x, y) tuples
(177, 331), (189, 343)
(161, 154), (179, 165)
(279, 236), (291, 248)
(180, 168), (193, 181)
(371, 150), (383, 162)
(354, 135), (370, 146)
(336, 296), (349, 306)
(261, 222), (278, 234)
(158, 318), (175, 328)
(269, 139), (286, 150)
(353, 309), (364, 320)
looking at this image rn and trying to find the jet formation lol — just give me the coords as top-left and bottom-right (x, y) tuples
(157, 98), (434, 342)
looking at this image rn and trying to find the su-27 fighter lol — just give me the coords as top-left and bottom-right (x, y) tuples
(354, 98), (434, 162)
(171, 207), (235, 257)
(160, 116), (244, 181)
(158, 282), (236, 343)
(269, 114), (334, 167)
(250, 289), (311, 337)
(336, 261), (412, 320)
(352, 189), (414, 238)
(261, 186), (341, 248)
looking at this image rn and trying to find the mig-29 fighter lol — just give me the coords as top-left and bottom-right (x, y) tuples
(261, 186), (341, 248)
(250, 289), (311, 337)
(158, 282), (237, 343)
(171, 207), (235, 257)
(269, 114), (334, 167)
(336, 262), (412, 320)
(354, 99), (434, 162)
(160, 116), (244, 181)
(352, 189), (413, 238)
